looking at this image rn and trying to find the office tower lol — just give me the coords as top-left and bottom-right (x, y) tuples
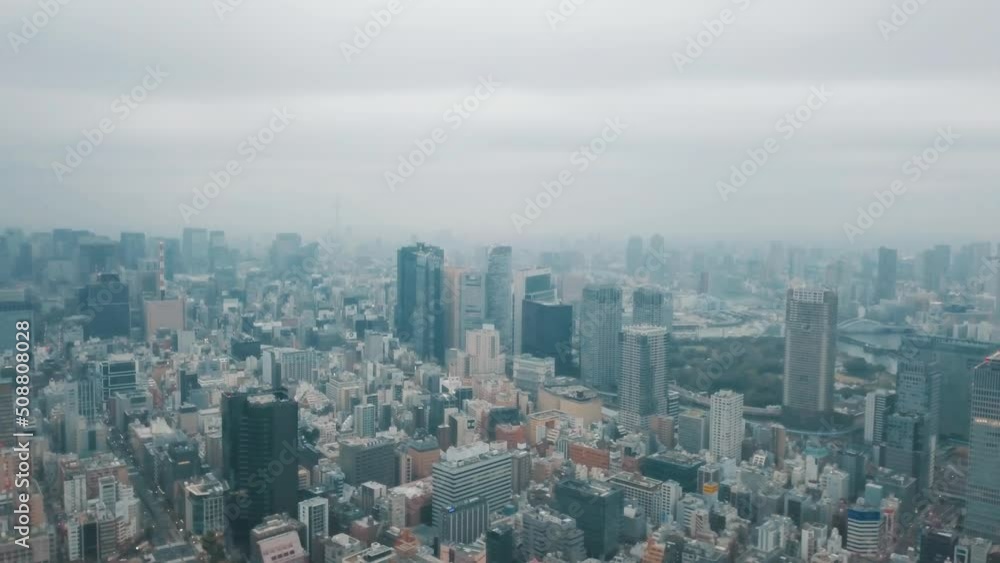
(845, 500), (884, 556)
(444, 267), (465, 350)
(221, 389), (299, 553)
(0, 289), (33, 356)
(521, 299), (573, 374)
(485, 524), (515, 563)
(270, 232), (302, 273)
(626, 236), (644, 276)
(184, 476), (227, 536)
(632, 286), (673, 331)
(522, 506), (586, 562)
(182, 227), (210, 274)
(709, 390), (744, 461)
(431, 443), (512, 530)
(895, 361), (940, 488)
(208, 229), (227, 270)
(353, 404), (376, 438)
(876, 247), (897, 302)
(439, 496), (489, 545)
(619, 325), (669, 433)
(783, 288), (837, 428)
(76, 237), (118, 282)
(465, 324), (505, 375)
(513, 354), (555, 398)
(678, 410), (709, 454)
(95, 354), (138, 399)
(396, 243), (445, 364)
(919, 530), (958, 563)
(512, 267), (555, 356)
(607, 472), (680, 525)
(78, 273), (130, 340)
(554, 479), (623, 560)
(864, 389), (896, 445)
(920, 244), (951, 293)
(485, 245), (513, 352)
(119, 231), (146, 269)
(339, 437), (397, 487)
(580, 284), (622, 392)
(458, 271), (485, 349)
(883, 413), (928, 485)
(298, 496), (329, 554)
(965, 353), (1000, 541)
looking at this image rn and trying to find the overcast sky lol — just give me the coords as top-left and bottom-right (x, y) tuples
(1, 0), (998, 246)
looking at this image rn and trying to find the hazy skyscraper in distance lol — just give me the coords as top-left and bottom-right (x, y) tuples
(894, 361), (940, 488)
(396, 242), (445, 364)
(965, 352), (1000, 542)
(632, 286), (673, 331)
(626, 236), (644, 276)
(485, 245), (512, 353)
(581, 284), (622, 393)
(182, 227), (209, 275)
(783, 288), (837, 428)
(459, 271), (486, 349)
(618, 325), (669, 432)
(876, 247), (897, 302)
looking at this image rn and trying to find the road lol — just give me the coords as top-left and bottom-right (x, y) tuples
(107, 432), (185, 547)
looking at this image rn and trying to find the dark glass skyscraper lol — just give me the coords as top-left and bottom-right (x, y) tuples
(876, 247), (897, 302)
(78, 273), (130, 340)
(222, 389), (299, 554)
(521, 299), (573, 374)
(553, 479), (623, 560)
(485, 245), (513, 353)
(395, 243), (445, 364)
(965, 353), (1000, 541)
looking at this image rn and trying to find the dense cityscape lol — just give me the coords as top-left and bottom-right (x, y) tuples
(1, 228), (999, 563)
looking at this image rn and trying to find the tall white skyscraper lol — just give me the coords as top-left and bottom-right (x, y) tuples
(783, 288), (837, 428)
(618, 325), (669, 433)
(581, 284), (622, 392)
(709, 390), (744, 461)
(465, 324), (505, 375)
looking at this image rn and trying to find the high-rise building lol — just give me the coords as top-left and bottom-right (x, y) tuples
(396, 243), (445, 364)
(353, 404), (376, 438)
(876, 247), (897, 302)
(485, 524), (515, 563)
(783, 288), (837, 428)
(431, 443), (512, 531)
(619, 325), (669, 433)
(709, 390), (744, 461)
(465, 324), (505, 375)
(521, 299), (573, 374)
(485, 245), (513, 353)
(894, 361), (940, 489)
(522, 506), (587, 562)
(339, 437), (397, 487)
(298, 495), (329, 554)
(439, 496), (489, 545)
(512, 267), (555, 356)
(965, 352), (1000, 541)
(458, 271), (485, 349)
(554, 479), (623, 560)
(678, 410), (709, 454)
(864, 389), (896, 445)
(184, 476), (227, 536)
(78, 273), (131, 340)
(182, 227), (210, 275)
(119, 232), (146, 270)
(920, 245), (951, 294)
(580, 284), (622, 392)
(0, 289), (33, 357)
(626, 236), (644, 277)
(632, 286), (673, 331)
(95, 354), (139, 399)
(221, 389), (299, 554)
